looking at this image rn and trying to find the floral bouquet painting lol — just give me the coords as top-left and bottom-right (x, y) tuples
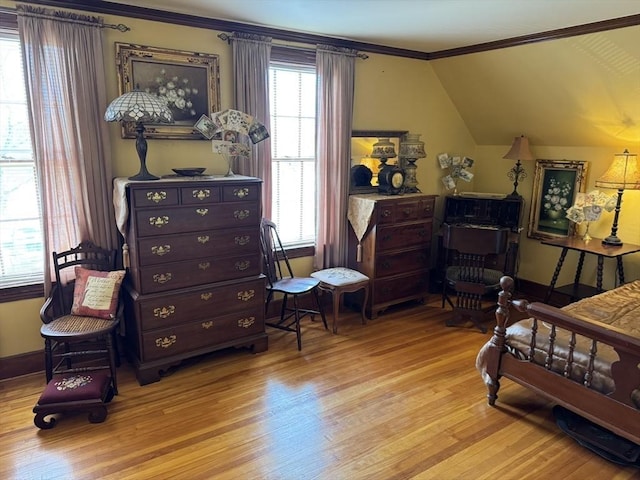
(144, 68), (200, 122)
(542, 177), (573, 220)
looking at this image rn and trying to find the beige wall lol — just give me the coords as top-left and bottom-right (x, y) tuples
(1, 3), (638, 358)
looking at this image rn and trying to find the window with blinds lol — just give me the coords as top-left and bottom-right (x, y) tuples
(0, 33), (44, 288)
(269, 61), (317, 247)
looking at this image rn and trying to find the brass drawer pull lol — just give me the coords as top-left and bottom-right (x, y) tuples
(149, 216), (169, 227)
(153, 273), (172, 284)
(192, 189), (211, 200)
(155, 335), (176, 348)
(151, 245), (171, 256)
(201, 321), (213, 329)
(235, 235), (250, 246)
(153, 306), (175, 319)
(381, 261), (391, 269)
(146, 191), (167, 203)
(381, 209), (392, 217)
(403, 208), (412, 216)
(234, 209), (250, 220)
(196, 208), (209, 216)
(197, 235), (210, 244)
(237, 290), (255, 302)
(234, 187), (249, 198)
(199, 262), (211, 270)
(235, 260), (250, 271)
(201, 292), (213, 301)
(238, 317), (255, 328)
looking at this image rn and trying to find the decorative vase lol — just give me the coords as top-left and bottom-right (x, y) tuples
(546, 209), (561, 220)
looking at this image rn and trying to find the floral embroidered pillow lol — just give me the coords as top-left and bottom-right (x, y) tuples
(71, 267), (125, 319)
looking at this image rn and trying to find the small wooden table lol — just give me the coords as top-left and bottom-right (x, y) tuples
(541, 236), (640, 303)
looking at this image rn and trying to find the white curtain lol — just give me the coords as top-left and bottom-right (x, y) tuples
(18, 5), (116, 293)
(314, 45), (357, 269)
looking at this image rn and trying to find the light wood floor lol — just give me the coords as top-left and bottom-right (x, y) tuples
(1, 299), (637, 479)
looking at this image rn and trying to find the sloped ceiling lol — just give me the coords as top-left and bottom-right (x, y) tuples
(430, 26), (640, 147)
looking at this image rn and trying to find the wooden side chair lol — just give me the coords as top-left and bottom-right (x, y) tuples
(34, 241), (124, 428)
(260, 219), (328, 350)
(441, 224), (510, 333)
(310, 267), (369, 334)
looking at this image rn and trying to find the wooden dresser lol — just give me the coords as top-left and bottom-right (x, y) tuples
(114, 176), (267, 385)
(347, 193), (437, 318)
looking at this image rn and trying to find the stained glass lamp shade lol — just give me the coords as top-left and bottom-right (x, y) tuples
(104, 90), (173, 181)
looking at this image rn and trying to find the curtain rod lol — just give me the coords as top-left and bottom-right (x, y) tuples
(3, 6), (130, 31)
(218, 32), (368, 59)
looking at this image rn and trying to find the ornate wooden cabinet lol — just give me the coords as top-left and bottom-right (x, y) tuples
(115, 176), (267, 385)
(347, 193), (437, 318)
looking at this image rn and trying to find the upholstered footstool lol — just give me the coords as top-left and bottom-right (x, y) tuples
(33, 372), (114, 429)
(310, 267), (370, 333)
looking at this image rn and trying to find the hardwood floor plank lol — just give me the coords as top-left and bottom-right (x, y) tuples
(1, 300), (637, 479)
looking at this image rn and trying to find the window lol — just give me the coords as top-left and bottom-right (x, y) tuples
(0, 32), (44, 289)
(269, 60), (316, 248)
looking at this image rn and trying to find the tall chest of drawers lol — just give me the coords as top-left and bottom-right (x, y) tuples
(115, 176), (267, 385)
(347, 193), (437, 319)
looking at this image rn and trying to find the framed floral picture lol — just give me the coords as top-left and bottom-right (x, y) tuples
(115, 43), (221, 139)
(528, 159), (588, 240)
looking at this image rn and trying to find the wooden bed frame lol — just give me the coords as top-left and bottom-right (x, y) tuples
(479, 276), (640, 445)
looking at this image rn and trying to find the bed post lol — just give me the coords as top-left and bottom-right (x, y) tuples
(483, 276), (514, 405)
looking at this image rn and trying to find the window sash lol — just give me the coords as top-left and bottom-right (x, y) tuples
(269, 61), (317, 248)
(0, 33), (44, 290)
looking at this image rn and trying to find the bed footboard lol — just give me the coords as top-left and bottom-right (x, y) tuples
(477, 276), (640, 444)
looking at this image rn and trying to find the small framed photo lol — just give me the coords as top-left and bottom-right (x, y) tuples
(194, 114), (217, 139)
(528, 159), (588, 240)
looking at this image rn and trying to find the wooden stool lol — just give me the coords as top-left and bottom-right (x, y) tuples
(311, 267), (370, 333)
(33, 372), (114, 429)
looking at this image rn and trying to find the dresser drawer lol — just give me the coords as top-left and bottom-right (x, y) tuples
(134, 278), (264, 331)
(136, 227), (259, 266)
(134, 202), (261, 237)
(138, 253), (261, 294)
(141, 308), (264, 361)
(376, 198), (435, 225)
(222, 184), (261, 202)
(131, 187), (179, 208)
(373, 271), (429, 305)
(375, 248), (430, 278)
(377, 220), (432, 251)
(180, 185), (221, 205)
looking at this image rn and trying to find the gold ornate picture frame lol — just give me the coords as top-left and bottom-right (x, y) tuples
(528, 159), (588, 240)
(115, 43), (221, 140)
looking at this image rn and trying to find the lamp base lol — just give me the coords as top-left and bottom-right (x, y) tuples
(601, 235), (623, 247)
(128, 171), (160, 181)
(129, 121), (159, 181)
